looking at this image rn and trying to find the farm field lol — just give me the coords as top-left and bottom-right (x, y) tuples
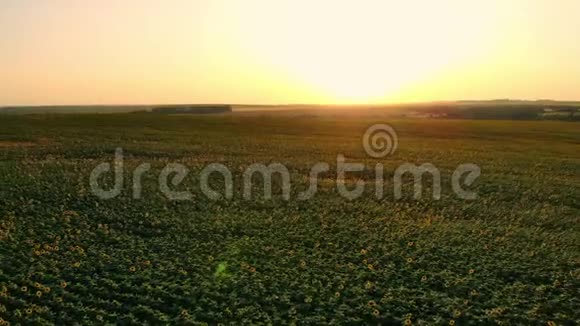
(0, 113), (579, 325)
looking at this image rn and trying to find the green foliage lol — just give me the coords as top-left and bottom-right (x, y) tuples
(0, 113), (578, 324)
(214, 263), (230, 279)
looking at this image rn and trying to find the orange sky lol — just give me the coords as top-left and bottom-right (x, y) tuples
(0, 0), (579, 105)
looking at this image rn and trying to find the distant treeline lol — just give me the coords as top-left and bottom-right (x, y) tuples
(0, 105), (151, 115)
(150, 105), (232, 114)
(1, 101), (579, 120)
(407, 105), (580, 121)
(0, 104), (233, 115)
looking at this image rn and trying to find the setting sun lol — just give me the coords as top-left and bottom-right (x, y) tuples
(226, 0), (504, 103)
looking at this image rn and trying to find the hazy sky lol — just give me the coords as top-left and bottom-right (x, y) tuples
(1, 0), (579, 105)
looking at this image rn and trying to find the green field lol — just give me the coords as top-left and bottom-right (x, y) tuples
(0, 113), (579, 325)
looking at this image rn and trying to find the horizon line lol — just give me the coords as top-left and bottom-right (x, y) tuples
(2, 98), (580, 109)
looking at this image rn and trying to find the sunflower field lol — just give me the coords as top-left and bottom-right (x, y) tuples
(0, 113), (579, 325)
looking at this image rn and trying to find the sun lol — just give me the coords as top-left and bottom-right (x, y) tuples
(223, 0), (503, 104)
